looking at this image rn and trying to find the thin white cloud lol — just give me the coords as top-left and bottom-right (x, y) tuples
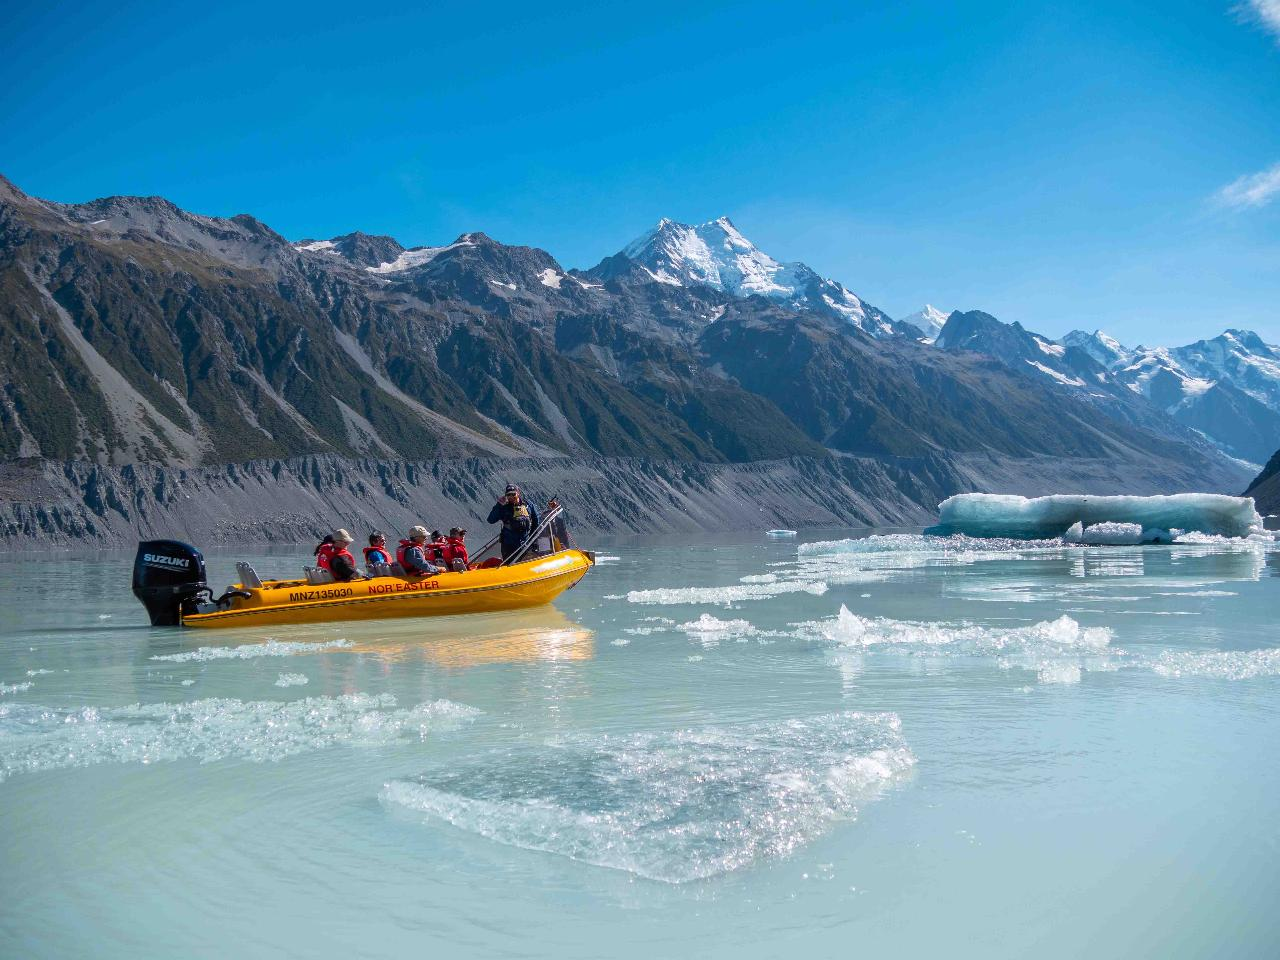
(1213, 162), (1280, 210)
(1235, 1), (1280, 42)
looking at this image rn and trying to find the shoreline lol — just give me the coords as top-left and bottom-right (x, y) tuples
(0, 450), (1248, 551)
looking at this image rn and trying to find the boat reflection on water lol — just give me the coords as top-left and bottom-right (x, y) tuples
(146, 604), (594, 669)
(342, 605), (594, 668)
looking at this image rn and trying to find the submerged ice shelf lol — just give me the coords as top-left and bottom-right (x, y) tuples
(927, 493), (1265, 541)
(382, 711), (913, 883)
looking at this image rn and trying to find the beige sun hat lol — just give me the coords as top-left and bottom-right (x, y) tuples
(332, 528), (353, 543)
(409, 525), (429, 540)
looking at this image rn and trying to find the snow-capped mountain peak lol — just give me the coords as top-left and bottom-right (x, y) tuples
(1059, 329), (1132, 369)
(614, 217), (894, 337)
(897, 305), (950, 342)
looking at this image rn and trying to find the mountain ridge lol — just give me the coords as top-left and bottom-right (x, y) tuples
(0, 175), (1255, 546)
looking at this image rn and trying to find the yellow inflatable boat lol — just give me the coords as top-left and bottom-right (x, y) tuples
(132, 512), (594, 629)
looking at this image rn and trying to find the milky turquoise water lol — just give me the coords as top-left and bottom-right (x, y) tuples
(2, 530), (1279, 958)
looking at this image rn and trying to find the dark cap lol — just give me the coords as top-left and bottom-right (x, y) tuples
(450, 527), (466, 536)
(505, 483), (519, 494)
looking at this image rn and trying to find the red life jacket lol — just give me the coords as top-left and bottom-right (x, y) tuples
(363, 545), (390, 565)
(428, 538), (449, 563)
(395, 539), (413, 569)
(445, 537), (469, 567)
(315, 542), (337, 571)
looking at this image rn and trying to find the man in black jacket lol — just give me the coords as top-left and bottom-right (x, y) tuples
(487, 484), (540, 560)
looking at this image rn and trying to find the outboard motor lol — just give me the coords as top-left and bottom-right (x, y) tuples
(132, 540), (208, 626)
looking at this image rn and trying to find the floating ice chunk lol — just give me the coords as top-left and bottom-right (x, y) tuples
(1149, 649), (1280, 680)
(150, 638), (351, 662)
(1154, 590), (1237, 597)
(380, 711), (913, 883)
(929, 493), (1264, 540)
(25, 670), (54, 677)
(816, 606), (1103, 650)
(1036, 662), (1083, 684)
(766, 529), (797, 538)
(626, 580), (827, 606)
(1, 682), (33, 695)
(1062, 521), (1175, 545)
(678, 614), (757, 644)
(813, 606), (1110, 683)
(740, 573), (777, 584)
(274, 673), (309, 687)
(0, 696), (479, 781)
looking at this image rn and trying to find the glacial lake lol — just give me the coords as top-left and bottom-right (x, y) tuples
(2, 529), (1278, 958)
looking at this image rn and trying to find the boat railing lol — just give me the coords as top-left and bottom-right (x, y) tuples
(467, 504), (574, 568)
(500, 504), (570, 566)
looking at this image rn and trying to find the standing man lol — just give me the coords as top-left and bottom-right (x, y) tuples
(487, 484), (540, 560)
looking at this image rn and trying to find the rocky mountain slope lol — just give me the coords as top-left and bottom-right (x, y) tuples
(0, 175), (1254, 546)
(0, 449), (1236, 549)
(1244, 448), (1280, 521)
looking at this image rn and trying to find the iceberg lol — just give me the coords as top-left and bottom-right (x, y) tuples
(926, 493), (1264, 541)
(1062, 521), (1174, 545)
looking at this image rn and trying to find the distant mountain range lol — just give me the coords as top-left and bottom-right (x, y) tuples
(0, 174), (1264, 544)
(929, 313), (1280, 464)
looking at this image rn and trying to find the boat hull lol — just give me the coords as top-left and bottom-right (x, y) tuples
(181, 551), (592, 629)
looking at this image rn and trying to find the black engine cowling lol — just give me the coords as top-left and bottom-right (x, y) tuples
(132, 540), (208, 626)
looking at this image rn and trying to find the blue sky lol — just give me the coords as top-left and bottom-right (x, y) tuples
(2, 0), (1278, 344)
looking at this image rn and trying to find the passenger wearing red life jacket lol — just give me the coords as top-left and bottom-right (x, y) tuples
(443, 527), (470, 571)
(316, 529), (359, 582)
(314, 537), (336, 570)
(397, 525), (443, 576)
(427, 530), (450, 566)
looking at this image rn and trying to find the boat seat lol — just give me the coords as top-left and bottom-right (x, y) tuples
(389, 562), (406, 577)
(367, 561), (393, 578)
(236, 561), (264, 589)
(304, 566), (335, 585)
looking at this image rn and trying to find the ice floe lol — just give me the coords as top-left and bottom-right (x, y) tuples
(814, 606), (1111, 653)
(626, 580), (827, 606)
(928, 493), (1264, 540)
(1149, 649), (1280, 680)
(806, 607), (1113, 684)
(274, 673), (309, 687)
(1063, 521), (1168, 545)
(380, 711), (913, 883)
(677, 614), (759, 643)
(150, 638), (352, 663)
(0, 695), (478, 781)
(804, 605), (1279, 684)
